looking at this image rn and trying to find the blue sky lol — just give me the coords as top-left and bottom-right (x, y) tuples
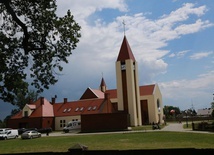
(0, 0), (214, 120)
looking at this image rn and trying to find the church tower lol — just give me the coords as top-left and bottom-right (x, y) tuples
(116, 36), (142, 126)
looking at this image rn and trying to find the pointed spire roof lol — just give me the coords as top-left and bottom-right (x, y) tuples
(100, 77), (106, 88)
(117, 36), (136, 62)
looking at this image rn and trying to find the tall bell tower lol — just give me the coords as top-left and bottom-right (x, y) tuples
(116, 36), (142, 126)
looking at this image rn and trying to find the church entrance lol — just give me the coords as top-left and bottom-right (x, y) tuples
(140, 100), (149, 125)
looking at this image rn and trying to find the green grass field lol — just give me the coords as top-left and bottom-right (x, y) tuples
(0, 131), (213, 154)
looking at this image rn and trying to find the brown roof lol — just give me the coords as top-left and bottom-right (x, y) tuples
(139, 84), (155, 96)
(106, 89), (117, 99)
(117, 36), (136, 62)
(105, 84), (155, 99)
(54, 98), (106, 117)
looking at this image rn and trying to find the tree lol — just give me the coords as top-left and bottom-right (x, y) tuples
(211, 101), (214, 109)
(5, 90), (39, 120)
(0, 0), (81, 104)
(14, 89), (39, 110)
(163, 105), (181, 119)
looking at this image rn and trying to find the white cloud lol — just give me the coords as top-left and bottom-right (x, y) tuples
(56, 0), (128, 20)
(190, 51), (213, 60)
(159, 71), (214, 109)
(169, 50), (190, 58)
(45, 2), (214, 105)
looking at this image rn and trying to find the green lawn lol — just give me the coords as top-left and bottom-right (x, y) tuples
(0, 131), (213, 154)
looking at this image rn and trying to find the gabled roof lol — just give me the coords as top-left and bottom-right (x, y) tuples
(117, 36), (136, 62)
(10, 97), (54, 119)
(139, 84), (156, 96)
(30, 98), (54, 117)
(80, 87), (104, 100)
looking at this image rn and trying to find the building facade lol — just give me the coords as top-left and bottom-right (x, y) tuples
(7, 36), (164, 131)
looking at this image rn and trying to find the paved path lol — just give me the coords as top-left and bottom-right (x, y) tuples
(44, 123), (213, 137)
(161, 123), (187, 132)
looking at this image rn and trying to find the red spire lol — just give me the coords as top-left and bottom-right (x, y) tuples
(117, 36), (136, 62)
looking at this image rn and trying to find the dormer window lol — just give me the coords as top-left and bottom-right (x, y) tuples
(93, 106), (97, 110)
(80, 107), (84, 111)
(75, 107), (79, 112)
(63, 109), (67, 113)
(24, 111), (28, 117)
(67, 108), (71, 112)
(88, 107), (92, 111)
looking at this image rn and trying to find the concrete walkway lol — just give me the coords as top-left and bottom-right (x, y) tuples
(45, 123), (213, 137)
(161, 123), (187, 132)
(161, 122), (214, 134)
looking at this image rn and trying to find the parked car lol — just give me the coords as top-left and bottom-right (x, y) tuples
(0, 128), (12, 134)
(21, 130), (41, 139)
(18, 128), (38, 135)
(0, 129), (19, 140)
(37, 127), (52, 134)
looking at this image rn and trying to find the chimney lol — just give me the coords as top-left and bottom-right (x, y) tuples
(29, 98), (33, 104)
(51, 98), (55, 104)
(104, 93), (109, 99)
(40, 97), (44, 105)
(64, 98), (67, 104)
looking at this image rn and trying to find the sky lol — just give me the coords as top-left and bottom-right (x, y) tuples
(0, 0), (214, 120)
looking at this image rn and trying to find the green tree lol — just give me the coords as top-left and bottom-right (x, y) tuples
(14, 89), (39, 110)
(5, 90), (39, 120)
(0, 0), (81, 104)
(163, 105), (181, 119)
(211, 101), (214, 109)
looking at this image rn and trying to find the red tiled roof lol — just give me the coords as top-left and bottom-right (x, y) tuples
(10, 111), (22, 119)
(117, 36), (136, 62)
(27, 104), (36, 110)
(139, 84), (155, 96)
(29, 98), (54, 117)
(106, 89), (117, 99)
(80, 87), (104, 100)
(10, 97), (54, 119)
(54, 98), (106, 117)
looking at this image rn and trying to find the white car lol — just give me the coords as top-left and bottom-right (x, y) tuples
(0, 129), (19, 140)
(21, 130), (41, 139)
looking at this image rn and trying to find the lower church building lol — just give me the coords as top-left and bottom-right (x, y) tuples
(7, 36), (164, 132)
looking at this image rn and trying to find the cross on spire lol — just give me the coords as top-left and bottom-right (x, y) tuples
(122, 20), (126, 36)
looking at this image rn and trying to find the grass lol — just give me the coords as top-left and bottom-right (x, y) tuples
(0, 131), (213, 154)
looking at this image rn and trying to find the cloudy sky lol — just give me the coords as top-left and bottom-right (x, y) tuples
(0, 0), (214, 120)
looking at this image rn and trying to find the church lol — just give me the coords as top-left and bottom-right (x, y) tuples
(7, 36), (164, 132)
